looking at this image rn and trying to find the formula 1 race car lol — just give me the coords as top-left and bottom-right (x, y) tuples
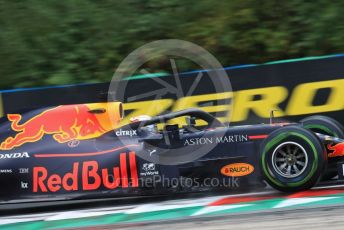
(0, 102), (343, 203)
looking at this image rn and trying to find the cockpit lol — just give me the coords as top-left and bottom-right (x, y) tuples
(116, 109), (225, 147)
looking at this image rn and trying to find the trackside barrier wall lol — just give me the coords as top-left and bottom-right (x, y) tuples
(0, 55), (343, 126)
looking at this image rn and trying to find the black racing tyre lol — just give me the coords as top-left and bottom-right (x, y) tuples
(260, 126), (327, 192)
(301, 115), (344, 180)
(301, 115), (344, 138)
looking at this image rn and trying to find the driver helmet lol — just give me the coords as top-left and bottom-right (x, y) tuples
(129, 115), (156, 132)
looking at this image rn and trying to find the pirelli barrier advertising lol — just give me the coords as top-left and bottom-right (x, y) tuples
(0, 55), (343, 126)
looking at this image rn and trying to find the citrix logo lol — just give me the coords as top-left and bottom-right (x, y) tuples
(115, 129), (137, 137)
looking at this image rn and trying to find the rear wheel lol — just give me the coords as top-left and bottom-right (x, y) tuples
(301, 115), (344, 180)
(260, 126), (327, 192)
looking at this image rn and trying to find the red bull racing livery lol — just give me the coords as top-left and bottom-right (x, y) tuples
(0, 102), (343, 204)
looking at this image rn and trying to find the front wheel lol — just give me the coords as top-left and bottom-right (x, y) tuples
(301, 115), (344, 180)
(260, 126), (327, 192)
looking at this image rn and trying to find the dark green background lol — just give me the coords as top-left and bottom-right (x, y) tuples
(0, 1), (343, 90)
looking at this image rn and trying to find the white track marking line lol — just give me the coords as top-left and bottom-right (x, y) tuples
(45, 209), (128, 221)
(0, 205), (135, 225)
(313, 184), (344, 189)
(191, 204), (253, 216)
(125, 197), (220, 214)
(0, 218), (45, 225)
(274, 197), (338, 209)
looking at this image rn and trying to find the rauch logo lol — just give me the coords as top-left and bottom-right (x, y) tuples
(221, 163), (254, 177)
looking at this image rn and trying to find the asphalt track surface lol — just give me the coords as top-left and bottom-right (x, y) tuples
(111, 205), (344, 230)
(1, 181), (344, 229)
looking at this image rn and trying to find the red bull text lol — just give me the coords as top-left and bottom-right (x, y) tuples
(33, 152), (138, 192)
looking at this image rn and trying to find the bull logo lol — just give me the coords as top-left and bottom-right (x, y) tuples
(327, 142), (344, 157)
(142, 163), (155, 171)
(0, 102), (123, 150)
